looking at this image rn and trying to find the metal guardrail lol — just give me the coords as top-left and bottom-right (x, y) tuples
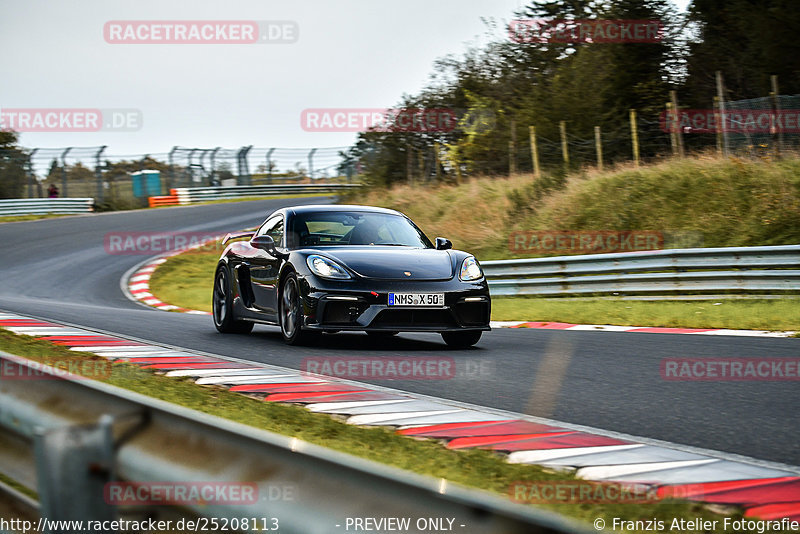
(483, 245), (800, 296)
(0, 350), (585, 534)
(172, 184), (361, 204)
(0, 198), (94, 217)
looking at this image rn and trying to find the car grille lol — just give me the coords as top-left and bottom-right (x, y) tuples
(321, 301), (368, 325)
(454, 301), (490, 326)
(370, 309), (457, 328)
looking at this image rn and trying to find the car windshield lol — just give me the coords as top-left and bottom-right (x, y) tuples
(291, 211), (433, 248)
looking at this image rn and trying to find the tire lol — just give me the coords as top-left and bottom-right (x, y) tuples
(213, 267), (253, 334)
(441, 330), (482, 348)
(279, 273), (318, 345)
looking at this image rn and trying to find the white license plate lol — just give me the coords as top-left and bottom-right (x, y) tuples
(388, 293), (445, 307)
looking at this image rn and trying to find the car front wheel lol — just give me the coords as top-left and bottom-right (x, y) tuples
(441, 330), (482, 348)
(279, 273), (318, 345)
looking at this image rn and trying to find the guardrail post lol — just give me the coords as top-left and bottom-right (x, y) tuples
(34, 414), (117, 527)
(95, 146), (106, 204)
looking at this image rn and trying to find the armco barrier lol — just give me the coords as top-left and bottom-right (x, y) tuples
(147, 195), (179, 207)
(483, 245), (800, 297)
(171, 183), (360, 204)
(0, 198), (94, 217)
(0, 350), (584, 534)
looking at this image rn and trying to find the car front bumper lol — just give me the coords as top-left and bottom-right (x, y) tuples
(299, 276), (491, 332)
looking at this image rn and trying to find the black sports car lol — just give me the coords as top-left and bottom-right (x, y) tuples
(212, 205), (490, 347)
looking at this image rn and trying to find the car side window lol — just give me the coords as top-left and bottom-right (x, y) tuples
(256, 216), (284, 248)
(268, 219), (285, 248)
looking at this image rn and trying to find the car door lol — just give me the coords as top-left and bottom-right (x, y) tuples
(248, 215), (284, 319)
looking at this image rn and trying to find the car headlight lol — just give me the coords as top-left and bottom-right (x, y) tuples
(459, 256), (483, 281)
(307, 255), (352, 280)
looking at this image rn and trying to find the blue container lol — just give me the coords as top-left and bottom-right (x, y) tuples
(131, 170), (161, 198)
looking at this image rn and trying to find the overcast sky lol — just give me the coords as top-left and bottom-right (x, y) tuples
(1, 0), (689, 160)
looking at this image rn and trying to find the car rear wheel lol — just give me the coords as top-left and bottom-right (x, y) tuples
(279, 273), (318, 345)
(213, 267), (253, 334)
(441, 330), (482, 348)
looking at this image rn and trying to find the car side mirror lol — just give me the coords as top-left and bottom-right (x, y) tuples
(251, 235), (278, 254)
(435, 237), (452, 250)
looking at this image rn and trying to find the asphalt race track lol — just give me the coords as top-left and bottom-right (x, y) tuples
(0, 198), (797, 466)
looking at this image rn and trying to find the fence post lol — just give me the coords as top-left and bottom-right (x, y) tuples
(237, 145), (253, 185)
(666, 102), (678, 156)
(770, 75), (783, 156)
(529, 126), (540, 178)
(26, 149), (37, 198)
(60, 147), (72, 197)
(629, 110), (640, 167)
(713, 96), (722, 154)
(594, 126), (603, 171)
(559, 121), (569, 172)
(95, 146), (106, 204)
(509, 119), (517, 175)
(434, 142), (441, 181)
(266, 148), (275, 183)
(406, 145), (413, 185)
(716, 71), (729, 156)
(670, 90), (685, 157)
(308, 148), (317, 180)
(168, 146), (177, 190)
(448, 145), (463, 185)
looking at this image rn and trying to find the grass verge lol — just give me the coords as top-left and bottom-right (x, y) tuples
(0, 327), (744, 530)
(492, 298), (800, 331)
(148, 247), (799, 331)
(348, 154), (800, 260)
(0, 214), (78, 223)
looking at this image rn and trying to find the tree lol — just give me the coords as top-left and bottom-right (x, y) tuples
(0, 131), (28, 199)
(684, 0), (800, 102)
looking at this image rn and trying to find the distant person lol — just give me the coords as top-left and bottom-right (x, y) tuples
(47, 184), (59, 198)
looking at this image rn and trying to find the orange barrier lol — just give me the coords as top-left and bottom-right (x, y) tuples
(148, 195), (179, 207)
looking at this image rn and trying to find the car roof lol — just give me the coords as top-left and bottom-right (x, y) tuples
(286, 204), (404, 216)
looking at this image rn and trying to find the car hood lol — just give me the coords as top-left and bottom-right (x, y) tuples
(313, 247), (454, 280)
